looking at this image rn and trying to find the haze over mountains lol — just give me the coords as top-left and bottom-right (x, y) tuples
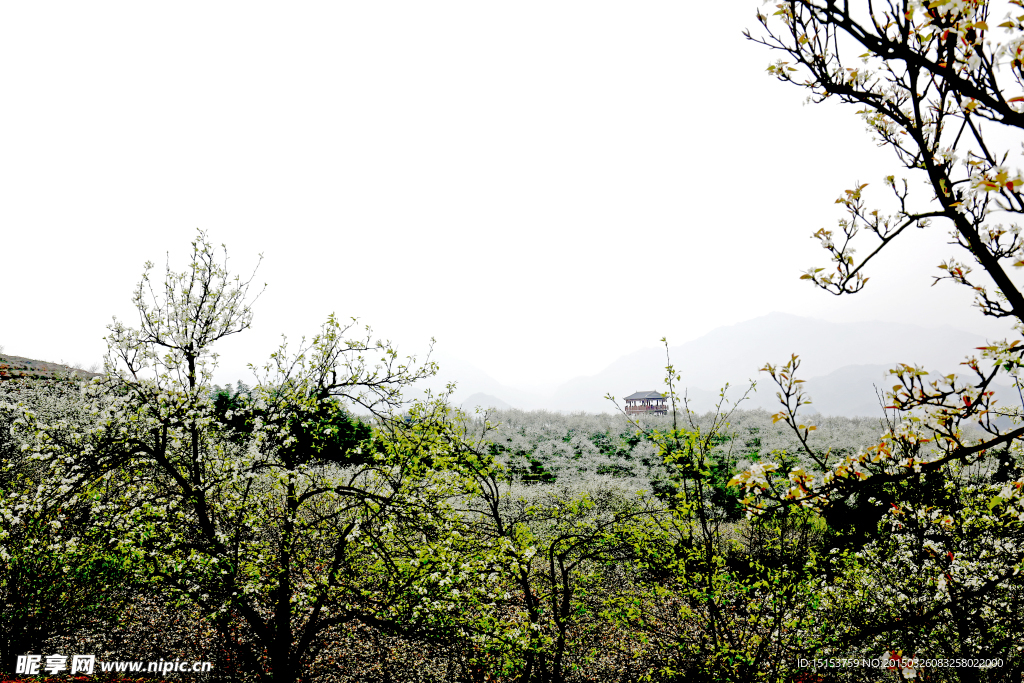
(6, 313), (1013, 418)
(429, 313), (1016, 417)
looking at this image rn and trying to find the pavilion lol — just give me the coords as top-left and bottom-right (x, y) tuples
(624, 390), (668, 416)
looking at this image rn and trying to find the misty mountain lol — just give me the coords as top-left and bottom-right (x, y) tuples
(461, 393), (514, 411)
(427, 313), (1013, 417)
(549, 312), (995, 413)
(418, 352), (547, 410)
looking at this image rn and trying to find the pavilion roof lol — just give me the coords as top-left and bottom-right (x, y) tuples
(624, 390), (666, 400)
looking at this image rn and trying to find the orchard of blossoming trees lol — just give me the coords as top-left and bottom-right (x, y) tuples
(0, 234), (830, 683)
(0, 233), (1012, 683)
(6, 1), (1024, 681)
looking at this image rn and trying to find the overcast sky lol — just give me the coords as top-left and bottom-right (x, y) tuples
(2, 2), (1018, 393)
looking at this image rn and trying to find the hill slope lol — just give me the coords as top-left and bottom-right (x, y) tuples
(0, 354), (101, 381)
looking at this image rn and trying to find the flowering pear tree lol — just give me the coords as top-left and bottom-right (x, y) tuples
(0, 379), (139, 675)
(16, 233), (492, 683)
(746, 0), (1024, 459)
(467, 476), (663, 683)
(736, 0), (1024, 668)
(591, 345), (830, 683)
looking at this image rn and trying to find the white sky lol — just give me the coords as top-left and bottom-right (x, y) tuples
(2, 2), (1018, 393)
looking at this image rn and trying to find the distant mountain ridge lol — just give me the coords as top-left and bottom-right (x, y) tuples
(7, 313), (1016, 418)
(550, 313), (993, 411)
(425, 313), (1013, 417)
(461, 392), (513, 411)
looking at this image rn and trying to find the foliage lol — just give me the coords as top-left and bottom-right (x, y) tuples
(0, 379), (138, 676)
(7, 233), (491, 683)
(474, 407), (884, 499)
(465, 473), (664, 683)
(16, 224), (1024, 681)
(584, 343), (832, 683)
(727, 0), (1024, 676)
(209, 381), (374, 466)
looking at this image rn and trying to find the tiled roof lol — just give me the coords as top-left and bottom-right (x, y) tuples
(624, 390), (666, 400)
(0, 354), (101, 381)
